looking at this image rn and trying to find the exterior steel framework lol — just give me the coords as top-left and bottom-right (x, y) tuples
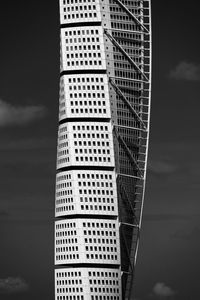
(55, 1), (152, 299)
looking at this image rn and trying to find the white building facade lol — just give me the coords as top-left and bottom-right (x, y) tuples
(55, 1), (152, 299)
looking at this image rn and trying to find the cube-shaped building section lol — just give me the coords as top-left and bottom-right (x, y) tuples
(55, 170), (118, 217)
(55, 219), (120, 265)
(59, 74), (111, 121)
(55, 268), (122, 300)
(57, 122), (115, 169)
(55, 0), (152, 299)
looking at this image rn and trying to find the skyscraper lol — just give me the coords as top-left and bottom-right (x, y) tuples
(55, 0), (152, 299)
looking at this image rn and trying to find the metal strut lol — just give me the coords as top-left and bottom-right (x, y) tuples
(120, 222), (139, 229)
(113, 127), (144, 179)
(114, 124), (147, 133)
(120, 228), (134, 273)
(117, 176), (135, 215)
(109, 78), (147, 130)
(117, 173), (144, 181)
(104, 29), (149, 82)
(113, 0), (150, 34)
(112, 75), (148, 84)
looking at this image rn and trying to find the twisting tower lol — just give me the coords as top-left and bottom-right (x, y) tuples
(55, 0), (152, 299)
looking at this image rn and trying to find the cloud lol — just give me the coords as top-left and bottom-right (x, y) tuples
(134, 283), (176, 300)
(0, 99), (46, 126)
(148, 160), (178, 175)
(152, 282), (175, 298)
(170, 61), (200, 81)
(0, 277), (29, 294)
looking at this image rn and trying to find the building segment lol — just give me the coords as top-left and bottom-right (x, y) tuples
(55, 0), (152, 299)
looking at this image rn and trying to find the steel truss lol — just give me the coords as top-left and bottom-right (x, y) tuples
(104, 29), (149, 82)
(105, 0), (152, 299)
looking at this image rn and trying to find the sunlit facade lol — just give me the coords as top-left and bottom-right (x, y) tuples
(55, 0), (152, 299)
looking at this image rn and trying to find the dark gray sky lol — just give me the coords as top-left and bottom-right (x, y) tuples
(0, 1), (200, 299)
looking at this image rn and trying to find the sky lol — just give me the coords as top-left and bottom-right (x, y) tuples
(0, 1), (200, 299)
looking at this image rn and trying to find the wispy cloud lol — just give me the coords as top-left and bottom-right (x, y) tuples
(0, 99), (46, 126)
(148, 160), (178, 175)
(152, 282), (176, 298)
(134, 283), (176, 300)
(0, 277), (29, 294)
(170, 61), (200, 81)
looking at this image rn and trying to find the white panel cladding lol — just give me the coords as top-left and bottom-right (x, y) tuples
(56, 0), (124, 298)
(55, 170), (118, 217)
(55, 219), (120, 265)
(55, 267), (121, 300)
(59, 76), (66, 119)
(59, 74), (111, 121)
(59, 0), (102, 24)
(60, 26), (106, 72)
(56, 122), (115, 169)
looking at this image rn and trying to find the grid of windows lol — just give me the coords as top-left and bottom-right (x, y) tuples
(55, 219), (120, 265)
(55, 269), (84, 300)
(82, 220), (120, 263)
(77, 170), (117, 215)
(88, 269), (120, 299)
(55, 172), (74, 214)
(57, 125), (70, 168)
(60, 0), (101, 24)
(60, 26), (106, 71)
(55, 221), (80, 264)
(59, 77), (66, 119)
(55, 268), (122, 300)
(55, 170), (118, 217)
(72, 123), (114, 165)
(56, 122), (115, 169)
(59, 74), (111, 121)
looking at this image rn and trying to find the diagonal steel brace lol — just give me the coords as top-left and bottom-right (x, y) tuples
(109, 78), (147, 130)
(113, 127), (144, 179)
(104, 29), (149, 82)
(120, 227), (134, 273)
(117, 176), (135, 215)
(113, 0), (150, 34)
